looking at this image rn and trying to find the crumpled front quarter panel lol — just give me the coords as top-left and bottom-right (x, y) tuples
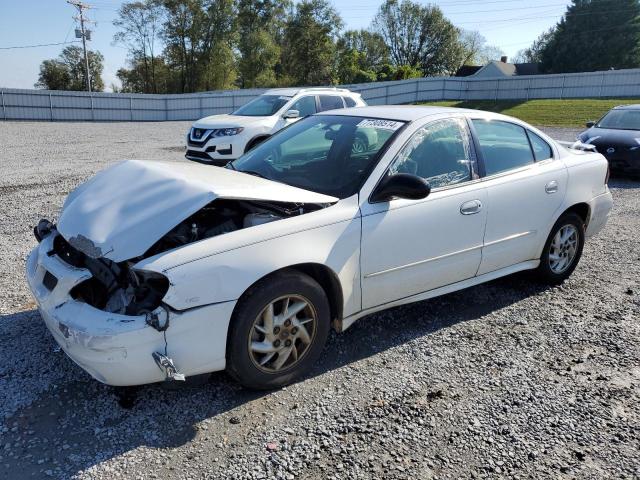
(139, 197), (362, 318)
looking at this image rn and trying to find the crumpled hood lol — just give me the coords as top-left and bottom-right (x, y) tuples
(58, 160), (337, 262)
(192, 114), (269, 129)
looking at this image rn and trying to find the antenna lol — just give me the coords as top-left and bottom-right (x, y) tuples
(67, 1), (94, 92)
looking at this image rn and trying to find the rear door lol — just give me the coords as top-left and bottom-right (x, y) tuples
(470, 119), (568, 275)
(317, 95), (345, 112)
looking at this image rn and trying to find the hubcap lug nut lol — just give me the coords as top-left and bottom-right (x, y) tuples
(274, 340), (281, 348)
(291, 327), (298, 334)
(273, 327), (280, 334)
(285, 339), (292, 347)
(284, 319), (291, 327)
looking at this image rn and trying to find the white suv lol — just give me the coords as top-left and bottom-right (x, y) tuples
(185, 87), (367, 165)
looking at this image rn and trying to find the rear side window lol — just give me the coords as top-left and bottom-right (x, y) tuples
(527, 131), (553, 161)
(343, 96), (357, 107)
(472, 120), (534, 176)
(318, 95), (345, 112)
(289, 96), (316, 117)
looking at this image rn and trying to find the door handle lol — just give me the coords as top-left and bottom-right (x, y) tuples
(460, 199), (482, 215)
(545, 180), (559, 194)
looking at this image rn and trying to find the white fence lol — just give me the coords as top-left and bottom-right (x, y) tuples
(3, 68), (640, 122)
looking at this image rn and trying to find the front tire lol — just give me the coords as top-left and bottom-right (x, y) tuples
(535, 212), (585, 285)
(226, 270), (330, 389)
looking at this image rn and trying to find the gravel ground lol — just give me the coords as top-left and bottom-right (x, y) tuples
(0, 122), (638, 480)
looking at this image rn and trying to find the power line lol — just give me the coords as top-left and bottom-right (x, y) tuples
(0, 40), (80, 50)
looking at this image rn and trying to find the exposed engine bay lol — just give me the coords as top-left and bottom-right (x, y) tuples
(39, 199), (324, 317)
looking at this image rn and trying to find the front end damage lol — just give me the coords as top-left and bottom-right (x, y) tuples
(27, 196), (329, 386)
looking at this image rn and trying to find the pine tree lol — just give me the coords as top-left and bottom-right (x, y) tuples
(540, 0), (640, 73)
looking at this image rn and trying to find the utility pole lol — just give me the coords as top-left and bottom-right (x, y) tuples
(67, 0), (93, 92)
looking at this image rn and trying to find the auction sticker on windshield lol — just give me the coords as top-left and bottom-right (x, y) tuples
(357, 119), (404, 131)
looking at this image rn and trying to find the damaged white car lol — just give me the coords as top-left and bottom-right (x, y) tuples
(27, 106), (613, 389)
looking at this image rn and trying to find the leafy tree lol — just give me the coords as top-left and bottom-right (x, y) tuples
(35, 45), (104, 91)
(513, 27), (555, 64)
(160, 0), (237, 92)
(113, 0), (164, 93)
(372, 0), (463, 76)
(459, 30), (504, 66)
(236, 0), (290, 88)
(117, 56), (171, 92)
(376, 63), (422, 81)
(35, 60), (71, 90)
(281, 0), (343, 85)
(539, 0), (640, 73)
(336, 29), (390, 83)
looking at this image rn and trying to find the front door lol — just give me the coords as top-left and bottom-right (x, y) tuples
(360, 117), (488, 309)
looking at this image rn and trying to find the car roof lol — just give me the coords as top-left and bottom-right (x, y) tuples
(317, 105), (480, 122)
(263, 87), (357, 97)
(612, 104), (640, 110)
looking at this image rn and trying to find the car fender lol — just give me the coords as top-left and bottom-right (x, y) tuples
(135, 196), (362, 318)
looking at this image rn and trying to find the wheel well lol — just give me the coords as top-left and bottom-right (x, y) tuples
(245, 135), (270, 153)
(287, 264), (344, 322)
(563, 202), (590, 227)
(233, 264), (344, 324)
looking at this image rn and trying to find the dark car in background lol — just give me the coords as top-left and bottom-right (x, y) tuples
(578, 105), (640, 176)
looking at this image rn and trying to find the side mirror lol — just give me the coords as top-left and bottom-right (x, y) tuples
(283, 109), (300, 119)
(370, 173), (431, 203)
(586, 121), (595, 128)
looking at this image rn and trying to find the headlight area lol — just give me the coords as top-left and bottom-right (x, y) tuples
(47, 232), (169, 317)
(213, 127), (244, 137)
(70, 267), (169, 317)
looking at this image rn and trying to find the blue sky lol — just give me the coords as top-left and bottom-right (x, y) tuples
(0, 0), (571, 90)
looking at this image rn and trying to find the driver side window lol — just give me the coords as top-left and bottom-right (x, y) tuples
(389, 118), (475, 189)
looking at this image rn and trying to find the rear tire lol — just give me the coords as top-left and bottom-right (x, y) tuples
(226, 270), (330, 389)
(535, 212), (585, 285)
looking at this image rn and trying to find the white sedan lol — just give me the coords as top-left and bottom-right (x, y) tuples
(27, 106), (613, 389)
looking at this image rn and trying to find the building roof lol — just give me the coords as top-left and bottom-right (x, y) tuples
(455, 65), (483, 77)
(515, 63), (540, 76)
(472, 60), (540, 78)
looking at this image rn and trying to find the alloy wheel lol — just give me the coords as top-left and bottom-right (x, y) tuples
(248, 295), (317, 373)
(548, 224), (579, 274)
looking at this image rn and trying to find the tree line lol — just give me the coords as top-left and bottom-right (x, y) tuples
(513, 0), (640, 73)
(36, 0), (503, 93)
(35, 0), (640, 93)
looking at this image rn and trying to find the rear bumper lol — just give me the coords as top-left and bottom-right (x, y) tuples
(26, 233), (235, 386)
(585, 189), (613, 237)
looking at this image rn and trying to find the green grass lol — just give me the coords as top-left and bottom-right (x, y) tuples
(417, 98), (640, 128)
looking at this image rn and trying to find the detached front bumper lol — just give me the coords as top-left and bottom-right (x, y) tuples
(26, 233), (236, 386)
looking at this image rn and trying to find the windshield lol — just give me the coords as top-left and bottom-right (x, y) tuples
(597, 109), (640, 130)
(233, 95), (291, 116)
(229, 115), (405, 199)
